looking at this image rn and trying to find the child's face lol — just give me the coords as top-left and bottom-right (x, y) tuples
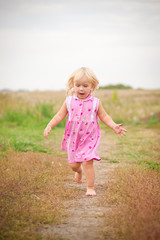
(74, 75), (93, 100)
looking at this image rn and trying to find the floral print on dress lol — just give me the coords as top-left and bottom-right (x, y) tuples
(61, 94), (101, 163)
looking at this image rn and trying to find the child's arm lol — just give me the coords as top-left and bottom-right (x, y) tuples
(97, 101), (127, 137)
(44, 101), (68, 138)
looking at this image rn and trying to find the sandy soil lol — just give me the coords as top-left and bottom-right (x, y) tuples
(38, 130), (118, 240)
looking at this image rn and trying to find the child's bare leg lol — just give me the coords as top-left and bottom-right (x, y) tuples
(69, 162), (82, 184)
(82, 160), (96, 196)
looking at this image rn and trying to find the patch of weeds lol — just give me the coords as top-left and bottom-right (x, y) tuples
(10, 138), (48, 153)
(35, 102), (54, 119)
(0, 140), (8, 152)
(0, 153), (5, 157)
(147, 122), (160, 129)
(112, 89), (118, 103)
(103, 157), (119, 163)
(4, 110), (32, 126)
(113, 118), (124, 124)
(139, 160), (160, 172)
(147, 113), (159, 126)
(109, 160), (119, 163)
(103, 157), (109, 160)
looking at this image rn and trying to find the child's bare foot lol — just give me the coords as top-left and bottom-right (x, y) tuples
(86, 188), (96, 196)
(75, 167), (82, 184)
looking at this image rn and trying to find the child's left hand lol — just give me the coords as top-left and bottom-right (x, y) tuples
(113, 123), (127, 137)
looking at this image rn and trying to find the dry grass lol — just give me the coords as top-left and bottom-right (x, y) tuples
(95, 89), (160, 124)
(2, 89), (160, 123)
(0, 91), (66, 112)
(0, 92), (27, 116)
(102, 166), (160, 240)
(0, 151), (76, 240)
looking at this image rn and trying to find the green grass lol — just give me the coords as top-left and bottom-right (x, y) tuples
(0, 102), (66, 154)
(1, 102), (66, 127)
(10, 139), (48, 152)
(0, 127), (47, 154)
(109, 160), (120, 163)
(103, 125), (160, 172)
(147, 113), (159, 125)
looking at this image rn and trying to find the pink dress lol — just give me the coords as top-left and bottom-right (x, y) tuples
(61, 94), (101, 163)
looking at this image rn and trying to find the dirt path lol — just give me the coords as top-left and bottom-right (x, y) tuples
(39, 130), (118, 240)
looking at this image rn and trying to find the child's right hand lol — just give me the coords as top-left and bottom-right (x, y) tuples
(44, 125), (52, 139)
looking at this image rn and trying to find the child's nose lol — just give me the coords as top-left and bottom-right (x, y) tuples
(80, 86), (83, 90)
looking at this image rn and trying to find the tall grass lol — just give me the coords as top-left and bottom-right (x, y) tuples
(0, 102), (66, 128)
(102, 166), (160, 240)
(95, 89), (160, 125)
(1, 90), (160, 126)
(0, 92), (65, 126)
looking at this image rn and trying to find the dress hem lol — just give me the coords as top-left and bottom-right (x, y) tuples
(62, 148), (101, 163)
(68, 157), (101, 164)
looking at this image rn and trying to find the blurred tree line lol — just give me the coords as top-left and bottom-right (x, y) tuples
(99, 83), (132, 89)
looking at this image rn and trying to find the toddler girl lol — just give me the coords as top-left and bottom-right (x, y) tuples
(44, 67), (127, 196)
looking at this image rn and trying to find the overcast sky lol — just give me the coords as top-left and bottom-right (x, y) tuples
(0, 0), (160, 91)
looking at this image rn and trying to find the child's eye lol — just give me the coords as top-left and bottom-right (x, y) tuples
(75, 84), (80, 87)
(84, 85), (88, 88)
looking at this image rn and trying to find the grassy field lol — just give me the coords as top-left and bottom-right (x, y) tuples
(0, 89), (160, 240)
(101, 124), (160, 240)
(0, 91), (75, 240)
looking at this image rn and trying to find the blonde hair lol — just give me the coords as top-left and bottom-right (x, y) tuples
(66, 67), (99, 95)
